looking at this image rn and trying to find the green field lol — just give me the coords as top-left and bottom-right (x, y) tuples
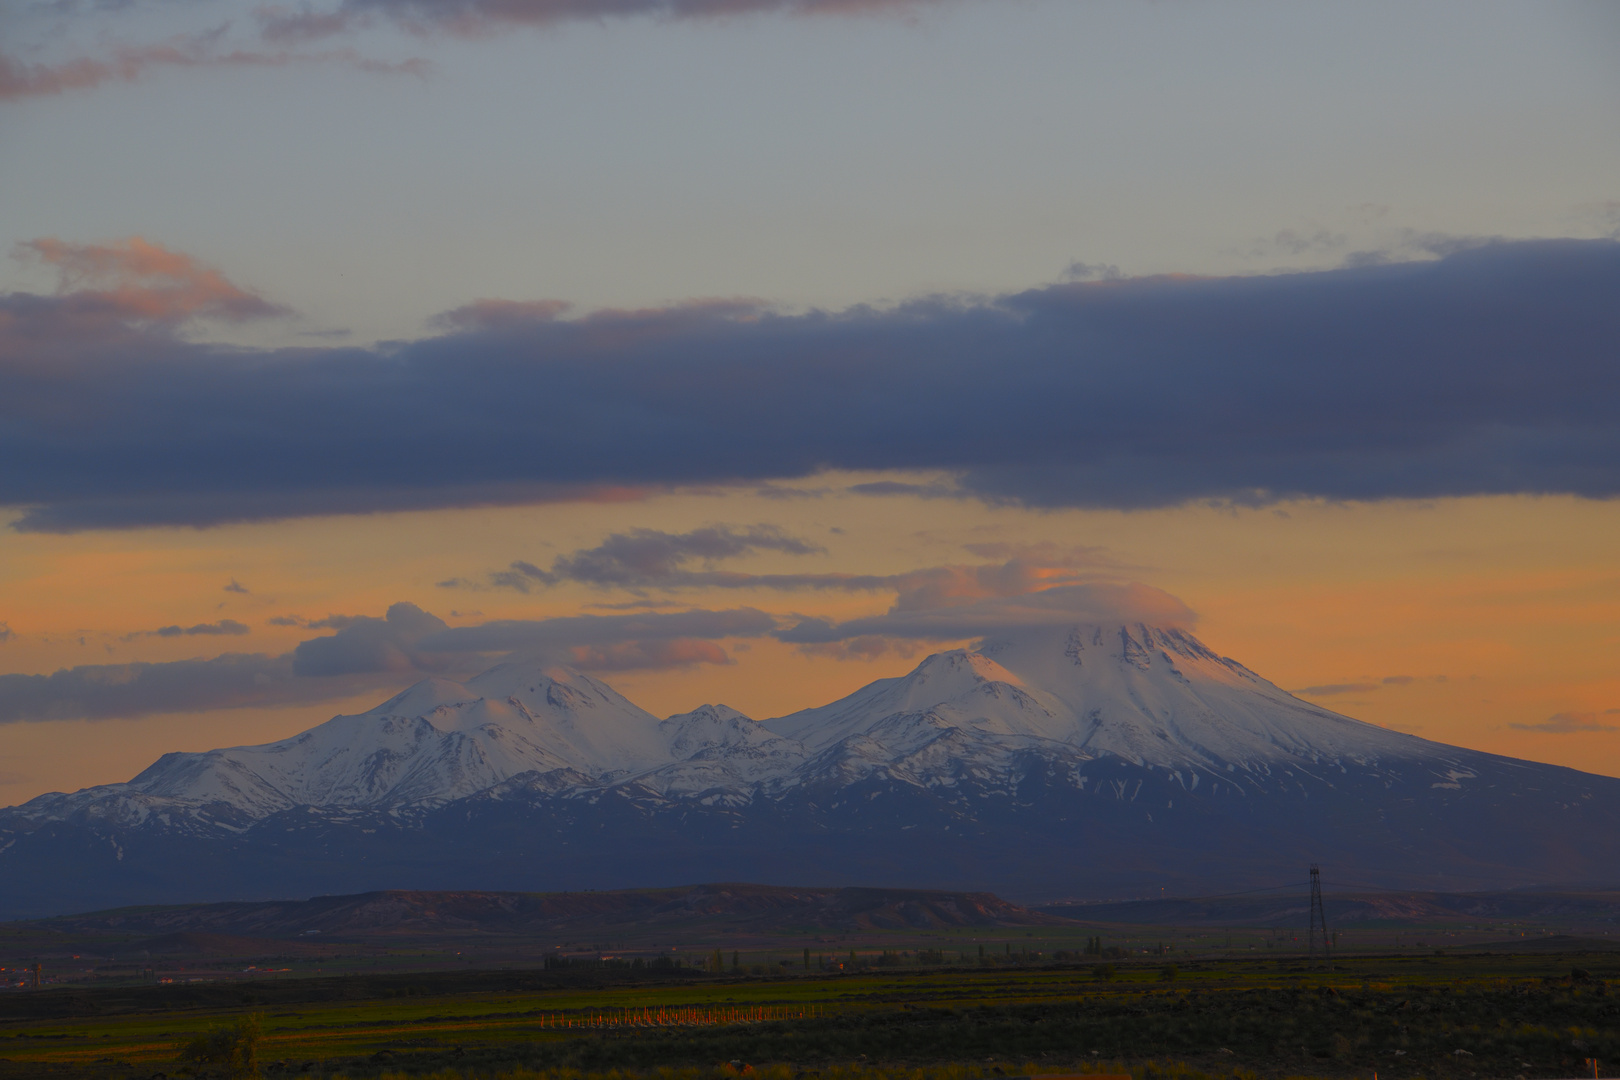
(2, 949), (1617, 1080)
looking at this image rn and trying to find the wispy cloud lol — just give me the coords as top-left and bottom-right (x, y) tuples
(4, 239), (1620, 531)
(1340, 229), (1506, 270)
(0, 652), (317, 723)
(420, 606), (776, 656)
(267, 613), (368, 629)
(1295, 682), (1381, 697)
(797, 635), (919, 663)
(1510, 711), (1619, 734)
(445, 530), (1120, 618)
(445, 525), (825, 593)
(0, 39), (429, 102)
(3, 0), (937, 101)
(777, 581), (1196, 647)
(0, 600), (779, 722)
(259, 0), (948, 42)
(121, 619), (250, 641)
(1294, 674), (1447, 697)
(1059, 260), (1123, 283)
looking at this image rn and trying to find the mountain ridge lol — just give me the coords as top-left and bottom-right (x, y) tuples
(34, 882), (1062, 940)
(4, 620), (1619, 918)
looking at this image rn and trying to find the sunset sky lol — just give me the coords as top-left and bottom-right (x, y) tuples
(1, 0), (1618, 803)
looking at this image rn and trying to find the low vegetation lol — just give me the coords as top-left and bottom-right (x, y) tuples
(0, 952), (1614, 1080)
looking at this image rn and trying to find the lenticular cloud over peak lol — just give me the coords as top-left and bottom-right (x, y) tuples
(778, 581), (1197, 646)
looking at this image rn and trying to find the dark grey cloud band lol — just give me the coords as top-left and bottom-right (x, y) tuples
(3, 239), (1616, 532)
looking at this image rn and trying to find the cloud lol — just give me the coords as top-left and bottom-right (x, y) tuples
(1510, 712), (1619, 734)
(4, 0), (930, 102)
(452, 531), (1117, 610)
(1293, 674), (1447, 696)
(450, 536), (1142, 658)
(1060, 261), (1123, 283)
(0, 38), (430, 102)
(12, 484), (652, 533)
(291, 600), (777, 677)
(224, 579), (250, 594)
(846, 480), (959, 500)
(582, 599), (694, 610)
(429, 299), (572, 331)
(959, 540), (1115, 568)
(14, 238), (287, 323)
(122, 619), (251, 641)
(0, 601), (773, 722)
(0, 623), (11, 645)
(0, 653), (319, 723)
(1341, 229), (1504, 270)
(797, 636), (919, 663)
(777, 581), (1197, 645)
(268, 613), (369, 630)
(454, 525), (825, 593)
(419, 606), (776, 655)
(257, 0), (945, 43)
(1295, 682), (1382, 697)
(291, 602), (450, 676)
(1241, 228), (1349, 260)
(5, 239), (1620, 530)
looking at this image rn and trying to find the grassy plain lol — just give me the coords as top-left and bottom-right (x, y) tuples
(1, 949), (1617, 1080)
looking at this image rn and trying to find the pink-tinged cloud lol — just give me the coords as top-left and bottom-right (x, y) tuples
(17, 238), (288, 323)
(0, 38), (428, 102)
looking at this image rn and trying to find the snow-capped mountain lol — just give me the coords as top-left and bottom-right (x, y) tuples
(4, 623), (1619, 917)
(770, 624), (1438, 777)
(17, 665), (660, 829)
(17, 664), (804, 830)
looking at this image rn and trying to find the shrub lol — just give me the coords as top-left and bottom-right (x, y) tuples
(177, 1012), (262, 1079)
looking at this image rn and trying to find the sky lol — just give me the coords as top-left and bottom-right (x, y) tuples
(1, 0), (1618, 803)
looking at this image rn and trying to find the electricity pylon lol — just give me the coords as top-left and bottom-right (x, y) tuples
(1308, 864), (1332, 971)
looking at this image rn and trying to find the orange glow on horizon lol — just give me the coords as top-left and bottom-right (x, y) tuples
(0, 484), (1616, 803)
